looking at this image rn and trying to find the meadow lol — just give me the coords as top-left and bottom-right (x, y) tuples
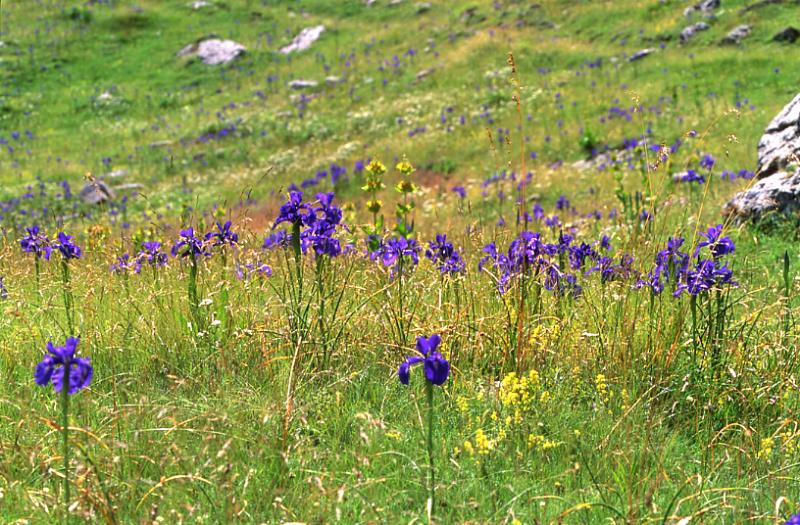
(0, 0), (799, 523)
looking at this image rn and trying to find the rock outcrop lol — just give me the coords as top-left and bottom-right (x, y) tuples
(721, 25), (751, 45)
(725, 94), (800, 218)
(178, 39), (245, 65)
(279, 26), (325, 54)
(680, 22), (710, 43)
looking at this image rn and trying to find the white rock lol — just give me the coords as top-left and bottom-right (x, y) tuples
(178, 39), (245, 65)
(721, 25), (751, 45)
(279, 25), (325, 54)
(726, 94), (800, 218)
(288, 79), (318, 89)
(680, 22), (710, 43)
(725, 169), (800, 218)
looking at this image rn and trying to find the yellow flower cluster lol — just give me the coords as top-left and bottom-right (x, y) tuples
(529, 323), (561, 353)
(365, 159), (386, 175)
(527, 433), (560, 452)
(756, 437), (774, 461)
(395, 160), (415, 176)
(595, 373), (613, 404)
(499, 370), (548, 425)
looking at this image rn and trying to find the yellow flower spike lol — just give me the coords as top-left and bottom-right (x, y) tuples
(365, 159), (386, 176)
(395, 180), (417, 194)
(366, 200), (383, 214)
(396, 160), (415, 175)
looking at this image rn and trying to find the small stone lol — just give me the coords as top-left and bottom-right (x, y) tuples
(721, 24), (751, 45)
(178, 39), (245, 65)
(279, 25), (325, 54)
(726, 93), (800, 218)
(190, 0), (209, 8)
(773, 27), (800, 43)
(288, 79), (318, 89)
(416, 68), (434, 80)
(684, 0), (720, 16)
(79, 180), (116, 205)
(105, 169), (129, 179)
(629, 48), (655, 62)
(416, 2), (431, 13)
(680, 22), (710, 43)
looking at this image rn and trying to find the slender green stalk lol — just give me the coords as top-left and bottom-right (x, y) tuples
(61, 260), (73, 334)
(316, 256), (328, 367)
(425, 381), (435, 517)
(690, 294), (698, 368)
(61, 377), (70, 524)
(188, 251), (200, 330)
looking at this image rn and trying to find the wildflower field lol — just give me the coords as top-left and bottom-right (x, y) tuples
(1, 0), (800, 523)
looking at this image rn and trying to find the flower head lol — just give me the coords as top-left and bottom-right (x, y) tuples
(205, 221), (239, 248)
(695, 224), (735, 259)
(54, 232), (82, 260)
(425, 234), (465, 275)
(171, 228), (210, 258)
(34, 337), (92, 395)
(398, 334), (450, 386)
(137, 241), (168, 269)
(274, 191), (311, 228)
(20, 225), (52, 259)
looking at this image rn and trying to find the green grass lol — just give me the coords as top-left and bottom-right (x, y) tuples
(0, 0), (799, 523)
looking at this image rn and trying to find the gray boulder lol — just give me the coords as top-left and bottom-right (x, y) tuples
(279, 25), (325, 54)
(680, 22), (710, 43)
(724, 170), (800, 218)
(288, 79), (318, 89)
(773, 27), (800, 43)
(721, 25), (751, 44)
(629, 48), (655, 62)
(178, 39), (245, 65)
(756, 94), (800, 177)
(684, 0), (720, 16)
(79, 180), (116, 205)
(725, 94), (800, 218)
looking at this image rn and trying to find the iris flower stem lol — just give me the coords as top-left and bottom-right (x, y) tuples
(690, 294), (698, 368)
(188, 252), (200, 330)
(61, 375), (70, 524)
(425, 381), (435, 518)
(316, 256), (328, 367)
(34, 255), (40, 295)
(61, 260), (73, 334)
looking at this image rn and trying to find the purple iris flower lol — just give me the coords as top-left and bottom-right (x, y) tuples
(452, 186), (466, 199)
(205, 221), (239, 248)
(54, 232), (82, 260)
(371, 236), (421, 275)
(20, 225), (52, 259)
(425, 234), (466, 275)
(110, 253), (134, 275)
(274, 191), (311, 228)
(674, 259), (737, 297)
(784, 513), (800, 525)
(137, 241), (168, 269)
(34, 337), (92, 395)
(678, 169), (705, 184)
(398, 334), (450, 386)
(699, 153), (715, 170)
(263, 230), (292, 250)
(171, 228), (210, 258)
(330, 163), (347, 185)
(695, 224), (735, 259)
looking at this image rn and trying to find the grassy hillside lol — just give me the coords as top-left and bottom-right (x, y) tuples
(0, 1), (799, 524)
